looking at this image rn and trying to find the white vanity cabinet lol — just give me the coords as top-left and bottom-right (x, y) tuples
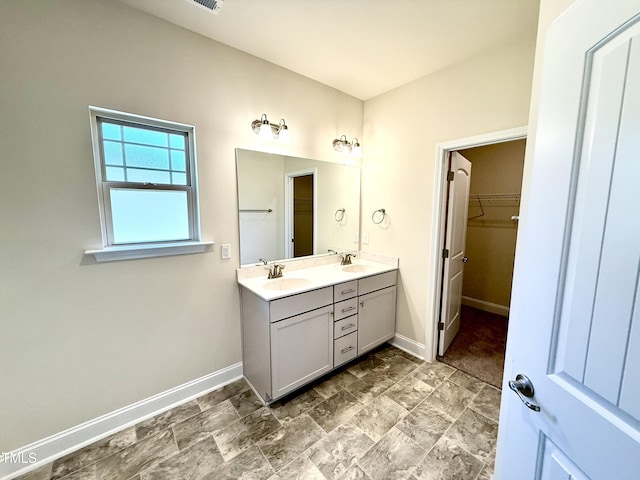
(270, 304), (333, 399)
(240, 268), (397, 404)
(241, 286), (333, 403)
(357, 279), (397, 355)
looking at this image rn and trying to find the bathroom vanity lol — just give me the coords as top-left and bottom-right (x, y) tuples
(238, 257), (397, 404)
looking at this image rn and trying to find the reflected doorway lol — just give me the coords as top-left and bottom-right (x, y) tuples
(285, 168), (317, 258)
(293, 174), (314, 257)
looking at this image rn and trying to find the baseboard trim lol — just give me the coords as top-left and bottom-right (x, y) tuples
(462, 296), (510, 317)
(390, 333), (426, 360)
(1, 362), (243, 480)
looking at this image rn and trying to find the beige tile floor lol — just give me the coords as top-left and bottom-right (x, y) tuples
(17, 344), (501, 480)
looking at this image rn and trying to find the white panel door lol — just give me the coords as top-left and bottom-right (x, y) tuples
(438, 152), (472, 356)
(495, 1), (640, 478)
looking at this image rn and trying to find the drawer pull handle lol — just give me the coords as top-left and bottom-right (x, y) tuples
(341, 288), (355, 295)
(341, 345), (355, 354)
(341, 323), (355, 331)
(341, 306), (355, 313)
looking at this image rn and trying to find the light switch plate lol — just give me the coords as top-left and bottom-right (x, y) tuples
(363, 233), (369, 244)
(221, 244), (231, 259)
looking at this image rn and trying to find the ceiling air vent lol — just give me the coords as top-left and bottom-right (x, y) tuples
(192, 0), (224, 13)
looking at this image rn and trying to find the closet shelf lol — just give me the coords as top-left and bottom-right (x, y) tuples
(469, 193), (521, 201)
(468, 193), (520, 221)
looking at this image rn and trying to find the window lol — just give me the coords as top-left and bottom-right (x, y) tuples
(86, 107), (211, 262)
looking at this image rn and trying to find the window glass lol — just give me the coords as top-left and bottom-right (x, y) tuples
(105, 166), (125, 182)
(101, 122), (121, 141)
(123, 126), (168, 147)
(103, 141), (123, 166)
(169, 134), (185, 150)
(109, 189), (190, 244)
(170, 150), (186, 172)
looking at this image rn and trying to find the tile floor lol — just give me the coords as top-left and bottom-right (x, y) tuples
(17, 344), (501, 480)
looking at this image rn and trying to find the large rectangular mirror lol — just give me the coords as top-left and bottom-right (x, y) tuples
(236, 149), (360, 266)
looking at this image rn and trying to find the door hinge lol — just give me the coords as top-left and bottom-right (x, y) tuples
(442, 248), (449, 259)
(438, 322), (444, 331)
(447, 171), (454, 181)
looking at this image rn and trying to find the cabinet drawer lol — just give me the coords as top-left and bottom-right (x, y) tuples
(334, 297), (358, 320)
(334, 281), (358, 301)
(270, 286), (333, 322)
(359, 270), (397, 295)
(334, 315), (358, 339)
(334, 332), (357, 367)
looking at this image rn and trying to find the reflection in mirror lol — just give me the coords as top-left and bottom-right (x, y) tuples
(236, 149), (360, 266)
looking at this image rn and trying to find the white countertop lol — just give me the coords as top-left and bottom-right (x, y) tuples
(238, 258), (397, 301)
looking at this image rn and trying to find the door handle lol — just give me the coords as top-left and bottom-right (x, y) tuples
(508, 374), (541, 412)
(462, 256), (469, 263)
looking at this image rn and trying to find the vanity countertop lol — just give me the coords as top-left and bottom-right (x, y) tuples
(238, 258), (397, 301)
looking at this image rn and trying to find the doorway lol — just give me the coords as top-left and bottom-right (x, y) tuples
(441, 140), (526, 387)
(429, 127), (527, 387)
(284, 168), (317, 258)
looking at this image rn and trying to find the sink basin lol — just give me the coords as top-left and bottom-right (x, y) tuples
(262, 277), (312, 291)
(342, 264), (376, 273)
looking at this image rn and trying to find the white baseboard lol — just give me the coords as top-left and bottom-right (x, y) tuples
(462, 296), (510, 317)
(1, 362), (243, 480)
(390, 333), (426, 360)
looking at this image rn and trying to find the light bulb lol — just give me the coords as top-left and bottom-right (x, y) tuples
(259, 121), (272, 139)
(278, 126), (292, 143)
(352, 144), (362, 157)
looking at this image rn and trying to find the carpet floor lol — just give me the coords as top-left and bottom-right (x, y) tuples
(439, 305), (508, 389)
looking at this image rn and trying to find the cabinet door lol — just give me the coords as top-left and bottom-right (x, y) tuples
(270, 305), (333, 400)
(358, 286), (396, 355)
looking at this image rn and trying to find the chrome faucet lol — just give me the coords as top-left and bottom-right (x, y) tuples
(341, 253), (356, 265)
(266, 263), (285, 279)
(258, 258), (268, 265)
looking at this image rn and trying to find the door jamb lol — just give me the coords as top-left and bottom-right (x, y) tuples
(426, 126), (527, 361)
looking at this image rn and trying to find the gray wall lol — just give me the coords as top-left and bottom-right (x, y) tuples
(0, 0), (363, 451)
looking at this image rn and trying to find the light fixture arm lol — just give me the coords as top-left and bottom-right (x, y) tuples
(332, 134), (350, 152)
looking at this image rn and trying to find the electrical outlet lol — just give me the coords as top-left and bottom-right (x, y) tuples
(221, 244), (231, 259)
(363, 233), (369, 244)
(353, 231), (359, 243)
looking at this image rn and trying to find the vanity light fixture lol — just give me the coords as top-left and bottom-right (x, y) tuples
(251, 114), (292, 143)
(332, 135), (363, 158)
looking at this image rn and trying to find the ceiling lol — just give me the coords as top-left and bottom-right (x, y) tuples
(118, 0), (540, 100)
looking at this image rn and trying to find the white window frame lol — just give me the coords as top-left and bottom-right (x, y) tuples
(85, 107), (212, 262)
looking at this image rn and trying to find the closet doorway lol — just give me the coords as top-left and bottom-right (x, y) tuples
(435, 136), (526, 388)
(284, 168), (317, 258)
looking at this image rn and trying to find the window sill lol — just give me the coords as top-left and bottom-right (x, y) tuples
(85, 241), (214, 263)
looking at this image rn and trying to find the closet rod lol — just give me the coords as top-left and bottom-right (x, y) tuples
(470, 193), (521, 200)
